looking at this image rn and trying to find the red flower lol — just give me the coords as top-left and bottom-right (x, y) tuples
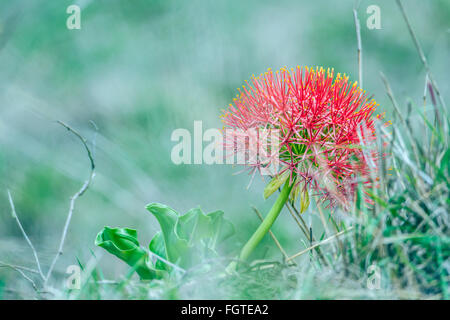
(221, 66), (381, 207)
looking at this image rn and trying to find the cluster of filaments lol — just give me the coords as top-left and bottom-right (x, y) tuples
(222, 66), (381, 206)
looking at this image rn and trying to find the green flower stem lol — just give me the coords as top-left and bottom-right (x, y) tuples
(229, 180), (293, 271)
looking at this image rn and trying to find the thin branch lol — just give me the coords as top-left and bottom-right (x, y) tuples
(353, 5), (363, 88)
(285, 202), (309, 239)
(316, 201), (331, 238)
(7, 190), (45, 280)
(251, 206), (291, 263)
(287, 227), (353, 262)
(44, 121), (96, 285)
(0, 262), (38, 291)
(423, 74), (430, 151)
(423, 73), (429, 109)
(380, 72), (421, 166)
(379, 72), (403, 124)
(56, 120), (95, 171)
(286, 202), (329, 266)
(396, 0), (447, 113)
(89, 120), (99, 161)
(95, 280), (119, 285)
(315, 200), (339, 255)
(0, 261), (39, 274)
(289, 201), (324, 250)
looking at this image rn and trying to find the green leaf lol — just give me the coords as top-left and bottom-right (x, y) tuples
(175, 208), (234, 246)
(438, 149), (450, 179)
(290, 183), (300, 203)
(149, 232), (168, 271)
(98, 203), (235, 277)
(176, 208), (211, 243)
(146, 203), (191, 268)
(146, 203), (235, 269)
(299, 188), (310, 214)
(264, 171), (290, 199)
(95, 227), (163, 280)
(206, 210), (235, 246)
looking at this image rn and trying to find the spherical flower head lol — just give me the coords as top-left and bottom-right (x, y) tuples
(221, 66), (381, 207)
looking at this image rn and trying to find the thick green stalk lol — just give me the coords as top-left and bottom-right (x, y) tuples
(236, 180), (293, 267)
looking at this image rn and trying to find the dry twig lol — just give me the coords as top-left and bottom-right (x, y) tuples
(287, 227), (353, 262)
(7, 190), (45, 280)
(44, 121), (96, 286)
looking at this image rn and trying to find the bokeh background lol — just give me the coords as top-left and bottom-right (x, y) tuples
(0, 0), (449, 294)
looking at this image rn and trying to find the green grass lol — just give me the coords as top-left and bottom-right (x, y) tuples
(0, 0), (448, 300)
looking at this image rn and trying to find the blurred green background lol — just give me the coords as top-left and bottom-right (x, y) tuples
(0, 0), (449, 291)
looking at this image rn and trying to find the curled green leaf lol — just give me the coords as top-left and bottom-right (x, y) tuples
(146, 203), (191, 267)
(95, 227), (163, 280)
